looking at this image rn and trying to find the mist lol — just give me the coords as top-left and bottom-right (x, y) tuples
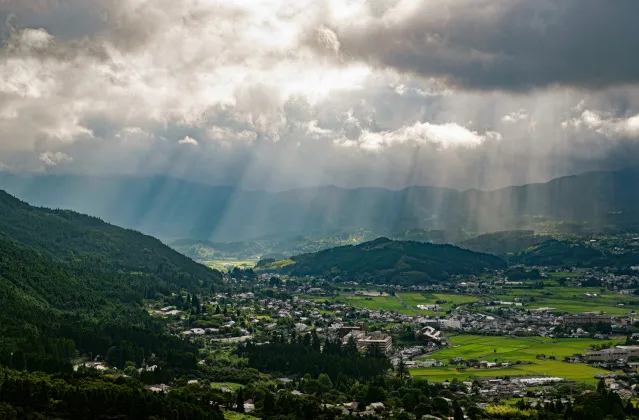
(1, 0), (639, 242)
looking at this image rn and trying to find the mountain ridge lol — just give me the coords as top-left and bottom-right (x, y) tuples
(257, 237), (507, 286)
(1, 166), (638, 242)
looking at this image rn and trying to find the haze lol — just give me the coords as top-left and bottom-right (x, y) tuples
(1, 0), (639, 192)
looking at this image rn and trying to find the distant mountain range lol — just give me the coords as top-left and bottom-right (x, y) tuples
(256, 237), (507, 286)
(1, 167), (638, 243)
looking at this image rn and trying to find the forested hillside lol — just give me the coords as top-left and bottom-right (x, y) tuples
(258, 237), (506, 285)
(459, 230), (552, 256)
(0, 190), (222, 382)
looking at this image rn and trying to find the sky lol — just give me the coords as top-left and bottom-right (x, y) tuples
(1, 0), (639, 191)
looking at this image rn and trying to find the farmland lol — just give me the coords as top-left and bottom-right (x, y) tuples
(203, 259), (257, 271)
(399, 292), (480, 315)
(489, 284), (639, 315)
(410, 334), (624, 384)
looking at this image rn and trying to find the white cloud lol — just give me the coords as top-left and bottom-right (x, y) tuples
(178, 136), (199, 146)
(0, 0), (638, 190)
(347, 121), (501, 151)
(39, 151), (73, 166)
(501, 110), (528, 123)
(562, 110), (639, 138)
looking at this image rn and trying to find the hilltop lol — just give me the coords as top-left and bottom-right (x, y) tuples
(257, 237), (506, 285)
(459, 230), (552, 256)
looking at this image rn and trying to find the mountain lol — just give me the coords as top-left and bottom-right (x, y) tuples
(459, 230), (552, 256)
(511, 239), (611, 268)
(257, 237), (506, 285)
(171, 229), (377, 261)
(0, 190), (221, 375)
(0, 190), (222, 294)
(1, 167), (638, 243)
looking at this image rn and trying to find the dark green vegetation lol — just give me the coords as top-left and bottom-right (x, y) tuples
(0, 190), (224, 417)
(258, 238), (506, 285)
(459, 230), (551, 256)
(0, 369), (223, 420)
(238, 333), (391, 380)
(3, 167), (639, 242)
(512, 239), (639, 268)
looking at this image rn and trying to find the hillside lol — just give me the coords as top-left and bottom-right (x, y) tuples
(511, 240), (612, 268)
(2, 168), (639, 242)
(258, 237), (506, 285)
(171, 229), (377, 261)
(459, 230), (552, 256)
(0, 190), (221, 375)
(0, 190), (221, 294)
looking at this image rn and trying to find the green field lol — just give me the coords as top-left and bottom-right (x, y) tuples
(203, 259), (257, 271)
(301, 295), (412, 315)
(399, 293), (480, 315)
(490, 285), (639, 315)
(410, 334), (622, 384)
(210, 382), (244, 391)
(225, 412), (259, 420)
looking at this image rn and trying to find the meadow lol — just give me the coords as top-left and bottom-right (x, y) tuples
(203, 259), (257, 271)
(210, 382), (244, 392)
(490, 284), (639, 315)
(399, 293), (480, 315)
(410, 334), (623, 384)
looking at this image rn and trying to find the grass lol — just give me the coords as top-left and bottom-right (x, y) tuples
(489, 285), (639, 315)
(224, 413), (259, 420)
(410, 362), (606, 384)
(301, 294), (412, 315)
(399, 293), (480, 315)
(210, 382), (244, 391)
(410, 334), (623, 384)
(203, 259), (257, 271)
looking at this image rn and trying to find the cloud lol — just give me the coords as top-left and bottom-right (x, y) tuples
(178, 136), (199, 146)
(318, 0), (639, 91)
(339, 121), (501, 151)
(39, 151), (73, 166)
(501, 110), (528, 124)
(0, 0), (639, 192)
(562, 110), (639, 138)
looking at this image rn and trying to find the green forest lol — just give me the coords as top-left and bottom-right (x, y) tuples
(257, 237), (506, 285)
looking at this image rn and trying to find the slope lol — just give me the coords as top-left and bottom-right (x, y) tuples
(2, 167), (639, 242)
(459, 230), (552, 256)
(258, 237), (506, 285)
(0, 190), (221, 374)
(0, 190), (222, 295)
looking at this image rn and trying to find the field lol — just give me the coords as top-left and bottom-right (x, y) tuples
(224, 412), (259, 420)
(210, 382), (244, 391)
(410, 334), (623, 384)
(399, 293), (480, 315)
(490, 285), (639, 315)
(203, 259), (257, 271)
(301, 295), (412, 315)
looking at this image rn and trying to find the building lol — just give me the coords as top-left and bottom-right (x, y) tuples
(439, 318), (463, 329)
(563, 315), (612, 325)
(339, 324), (366, 337)
(586, 346), (639, 362)
(343, 330), (393, 355)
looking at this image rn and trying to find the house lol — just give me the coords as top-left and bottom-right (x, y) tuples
(145, 384), (170, 393)
(343, 402), (358, 411)
(366, 402), (385, 411)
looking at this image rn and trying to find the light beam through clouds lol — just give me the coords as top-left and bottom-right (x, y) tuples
(0, 0), (638, 191)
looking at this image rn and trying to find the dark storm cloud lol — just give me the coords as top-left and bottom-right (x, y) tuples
(332, 0), (639, 91)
